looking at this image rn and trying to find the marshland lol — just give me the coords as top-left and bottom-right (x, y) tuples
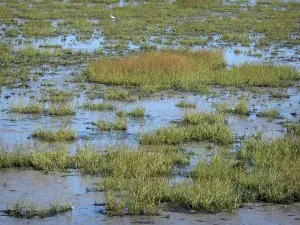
(1, 0), (300, 224)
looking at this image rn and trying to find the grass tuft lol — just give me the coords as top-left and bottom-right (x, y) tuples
(83, 102), (114, 111)
(9, 102), (44, 114)
(7, 199), (73, 218)
(97, 117), (127, 131)
(257, 109), (280, 120)
(128, 107), (146, 118)
(32, 128), (78, 142)
(175, 101), (196, 108)
(47, 104), (75, 116)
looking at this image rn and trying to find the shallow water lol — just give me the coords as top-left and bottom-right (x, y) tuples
(1, 60), (300, 150)
(1, 66), (299, 150)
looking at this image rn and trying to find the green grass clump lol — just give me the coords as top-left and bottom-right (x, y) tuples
(237, 135), (300, 203)
(76, 146), (186, 176)
(0, 146), (70, 171)
(287, 123), (300, 136)
(257, 109), (280, 120)
(141, 112), (232, 145)
(175, 101), (196, 108)
(47, 104), (75, 116)
(104, 89), (133, 101)
(83, 102), (114, 111)
(0, 144), (186, 176)
(48, 89), (73, 102)
(183, 112), (227, 125)
(97, 117), (127, 131)
(270, 92), (289, 98)
(32, 128), (78, 142)
(234, 48), (241, 54)
(179, 39), (207, 46)
(1, 134), (299, 214)
(230, 99), (249, 115)
(7, 199), (73, 218)
(23, 21), (55, 37)
(103, 177), (166, 216)
(116, 110), (126, 118)
(213, 102), (230, 113)
(128, 107), (146, 118)
(217, 64), (299, 87)
(9, 102), (44, 114)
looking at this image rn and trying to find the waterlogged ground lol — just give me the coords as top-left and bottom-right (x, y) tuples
(1, 169), (300, 225)
(1, 0), (300, 224)
(1, 64), (299, 148)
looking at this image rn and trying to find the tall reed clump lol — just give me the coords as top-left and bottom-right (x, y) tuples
(87, 50), (299, 91)
(140, 112), (232, 145)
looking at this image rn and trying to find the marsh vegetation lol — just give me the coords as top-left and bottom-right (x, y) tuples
(0, 0), (300, 224)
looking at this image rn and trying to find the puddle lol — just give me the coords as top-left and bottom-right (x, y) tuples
(12, 33), (104, 53)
